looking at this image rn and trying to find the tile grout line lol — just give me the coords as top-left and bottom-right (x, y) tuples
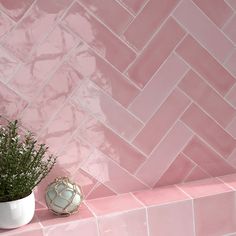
(215, 176), (236, 191)
(224, 0), (236, 12)
(112, 0), (136, 17)
(221, 12), (235, 30)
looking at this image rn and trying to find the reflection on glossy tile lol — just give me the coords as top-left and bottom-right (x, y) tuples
(148, 200), (194, 236)
(72, 80), (143, 141)
(69, 44), (139, 108)
(82, 150), (147, 193)
(0, 0), (34, 21)
(2, 0), (72, 60)
(63, 2), (136, 72)
(78, 117), (146, 173)
(98, 209), (148, 236)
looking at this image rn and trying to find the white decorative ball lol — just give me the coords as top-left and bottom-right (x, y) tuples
(45, 177), (83, 216)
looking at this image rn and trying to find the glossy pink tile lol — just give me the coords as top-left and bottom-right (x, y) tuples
(78, 117), (146, 173)
(2, 0), (72, 60)
(20, 63), (80, 132)
(127, 17), (185, 88)
(183, 136), (235, 177)
(181, 104), (236, 158)
(37, 204), (94, 226)
(178, 177), (231, 198)
(228, 148), (236, 168)
(124, 0), (179, 50)
(0, 0), (34, 21)
(78, 0), (133, 35)
(174, 0), (234, 62)
(176, 35), (235, 95)
(0, 82), (27, 119)
(194, 191), (236, 236)
(218, 173), (236, 190)
(98, 208), (148, 236)
(39, 102), (86, 154)
(226, 84), (236, 108)
(225, 49), (236, 78)
(0, 47), (19, 82)
(226, 0), (236, 10)
(86, 193), (142, 215)
(119, 0), (147, 14)
(43, 218), (98, 236)
(136, 121), (193, 187)
(178, 70), (236, 127)
(133, 89), (190, 155)
(0, 11), (13, 37)
(86, 183), (116, 200)
(69, 44), (139, 108)
(154, 153), (195, 187)
(133, 185), (189, 206)
(184, 166), (211, 182)
(58, 137), (93, 173)
(148, 200), (194, 236)
(129, 53), (188, 123)
(81, 150), (147, 193)
(72, 80), (143, 141)
(193, 0), (233, 28)
(227, 117), (236, 139)
(63, 2), (136, 72)
(224, 15), (236, 44)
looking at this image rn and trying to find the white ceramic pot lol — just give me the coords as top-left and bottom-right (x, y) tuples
(0, 192), (35, 229)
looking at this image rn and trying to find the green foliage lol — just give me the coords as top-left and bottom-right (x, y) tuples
(0, 119), (56, 202)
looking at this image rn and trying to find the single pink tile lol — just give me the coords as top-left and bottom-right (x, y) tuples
(81, 150), (147, 193)
(174, 0), (234, 62)
(0, 11), (13, 37)
(0, 0), (34, 21)
(194, 191), (236, 236)
(133, 185), (189, 207)
(227, 116), (236, 139)
(20, 63), (80, 132)
(0, 47), (19, 82)
(86, 183), (116, 200)
(124, 0), (179, 50)
(176, 35), (235, 95)
(0, 216), (42, 235)
(72, 168), (98, 198)
(184, 166), (211, 182)
(154, 153), (195, 187)
(98, 208), (148, 236)
(119, 0), (148, 14)
(129, 53), (188, 123)
(226, 84), (236, 108)
(72, 80), (143, 141)
(58, 137), (93, 173)
(183, 136), (235, 177)
(78, 0), (133, 35)
(226, 0), (236, 10)
(218, 173), (236, 189)
(224, 15), (236, 44)
(39, 102), (86, 154)
(36, 204), (94, 227)
(2, 0), (72, 60)
(181, 104), (236, 158)
(179, 70), (236, 127)
(135, 121), (193, 187)
(178, 177), (231, 198)
(148, 200), (194, 236)
(225, 49), (236, 78)
(43, 218), (98, 236)
(133, 89), (190, 155)
(78, 117), (146, 173)
(193, 0), (233, 28)
(127, 17), (185, 88)
(86, 193), (142, 216)
(63, 2), (136, 72)
(0, 82), (27, 119)
(69, 44), (139, 108)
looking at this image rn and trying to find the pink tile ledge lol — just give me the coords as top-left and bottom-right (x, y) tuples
(218, 173), (236, 190)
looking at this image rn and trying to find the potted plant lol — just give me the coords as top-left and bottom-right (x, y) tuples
(0, 119), (56, 229)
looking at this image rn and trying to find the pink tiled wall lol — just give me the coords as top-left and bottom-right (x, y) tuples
(0, 0), (236, 204)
